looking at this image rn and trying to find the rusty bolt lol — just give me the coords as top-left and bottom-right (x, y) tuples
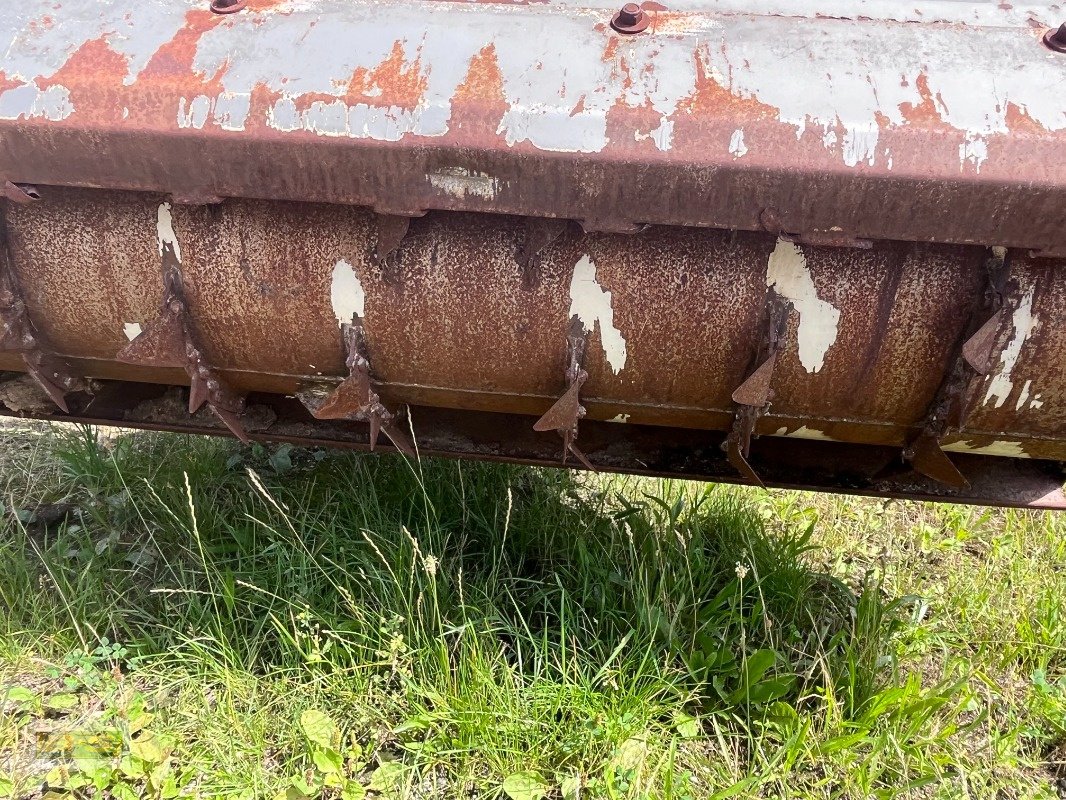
(210, 0), (247, 14)
(611, 3), (650, 34)
(1043, 23), (1066, 52)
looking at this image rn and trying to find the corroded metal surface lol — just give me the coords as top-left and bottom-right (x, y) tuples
(2, 0), (1066, 253)
(0, 186), (1062, 476)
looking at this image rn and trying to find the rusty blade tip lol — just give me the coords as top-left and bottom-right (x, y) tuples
(211, 405), (251, 443)
(725, 438), (765, 488)
(533, 380), (584, 432)
(908, 435), (970, 490)
(731, 354), (777, 407)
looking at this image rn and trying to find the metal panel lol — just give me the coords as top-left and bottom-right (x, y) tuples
(1, 187), (1064, 463)
(1, 0), (1065, 251)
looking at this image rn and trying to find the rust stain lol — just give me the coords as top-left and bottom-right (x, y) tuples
(1004, 101), (1050, 135)
(351, 40), (429, 110)
(677, 50), (779, 120)
(898, 73), (952, 129)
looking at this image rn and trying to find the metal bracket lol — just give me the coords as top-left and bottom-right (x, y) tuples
(724, 291), (791, 486)
(517, 217), (567, 290)
(534, 314), (595, 470)
(903, 248), (1012, 488)
(117, 266), (249, 442)
(373, 214), (411, 282)
(300, 315), (415, 456)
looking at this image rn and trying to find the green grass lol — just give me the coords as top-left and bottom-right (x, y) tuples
(0, 421), (1064, 799)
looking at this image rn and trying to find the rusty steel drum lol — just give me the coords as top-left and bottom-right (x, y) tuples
(1, 0), (1064, 507)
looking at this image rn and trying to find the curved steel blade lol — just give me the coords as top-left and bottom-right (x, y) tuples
(909, 433), (970, 489)
(312, 372), (374, 420)
(534, 378), (584, 433)
(731, 353), (777, 407)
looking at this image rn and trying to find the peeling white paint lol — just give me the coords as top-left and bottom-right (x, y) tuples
(765, 238), (840, 373)
(841, 123), (878, 167)
(983, 286), (1038, 410)
(959, 132), (988, 172)
(943, 440), (1030, 458)
(213, 92), (251, 132)
(568, 255), (627, 375)
(609, 413), (630, 423)
(0, 82), (73, 121)
(123, 323), (143, 342)
(177, 95), (211, 129)
(728, 128), (748, 158)
(5, 0), (1066, 164)
(331, 258), (366, 326)
(1014, 379), (1044, 411)
(428, 167), (500, 200)
(268, 95), (438, 142)
(635, 117), (674, 152)
(156, 202), (182, 263)
(773, 425), (834, 441)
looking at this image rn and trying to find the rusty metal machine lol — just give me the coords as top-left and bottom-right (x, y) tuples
(1, 0), (1064, 508)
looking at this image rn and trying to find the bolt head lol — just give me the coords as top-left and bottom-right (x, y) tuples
(611, 2), (650, 33)
(210, 0), (247, 14)
(1044, 23), (1066, 52)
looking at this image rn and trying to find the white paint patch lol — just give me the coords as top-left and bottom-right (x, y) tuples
(330, 259), (366, 326)
(983, 286), (1038, 410)
(773, 425), (834, 441)
(0, 82), (74, 121)
(1014, 379), (1044, 412)
(841, 123), (878, 167)
(155, 202), (182, 263)
(609, 413), (630, 423)
(943, 440), (1030, 458)
(428, 167), (500, 200)
(213, 92), (251, 132)
(568, 255), (627, 375)
(959, 132), (988, 172)
(123, 323), (143, 342)
(765, 238), (840, 373)
(635, 117), (674, 152)
(177, 95), (211, 129)
(728, 128), (748, 158)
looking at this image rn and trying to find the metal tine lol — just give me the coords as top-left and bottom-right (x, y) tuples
(731, 352), (778, 407)
(119, 260), (249, 442)
(906, 256), (1014, 487)
(309, 316), (415, 456)
(212, 406), (251, 444)
(533, 377), (585, 433)
(534, 314), (595, 469)
(724, 293), (790, 485)
(1, 242), (84, 412)
(382, 419), (417, 457)
(373, 214), (411, 268)
(907, 433), (969, 489)
(962, 307), (1008, 375)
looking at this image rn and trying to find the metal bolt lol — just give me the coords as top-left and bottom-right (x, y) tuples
(1044, 23), (1066, 52)
(611, 2), (650, 34)
(210, 0), (247, 14)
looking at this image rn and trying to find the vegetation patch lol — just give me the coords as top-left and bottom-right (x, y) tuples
(0, 422), (1063, 798)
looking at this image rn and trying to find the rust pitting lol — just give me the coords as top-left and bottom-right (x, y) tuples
(0, 209), (85, 413)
